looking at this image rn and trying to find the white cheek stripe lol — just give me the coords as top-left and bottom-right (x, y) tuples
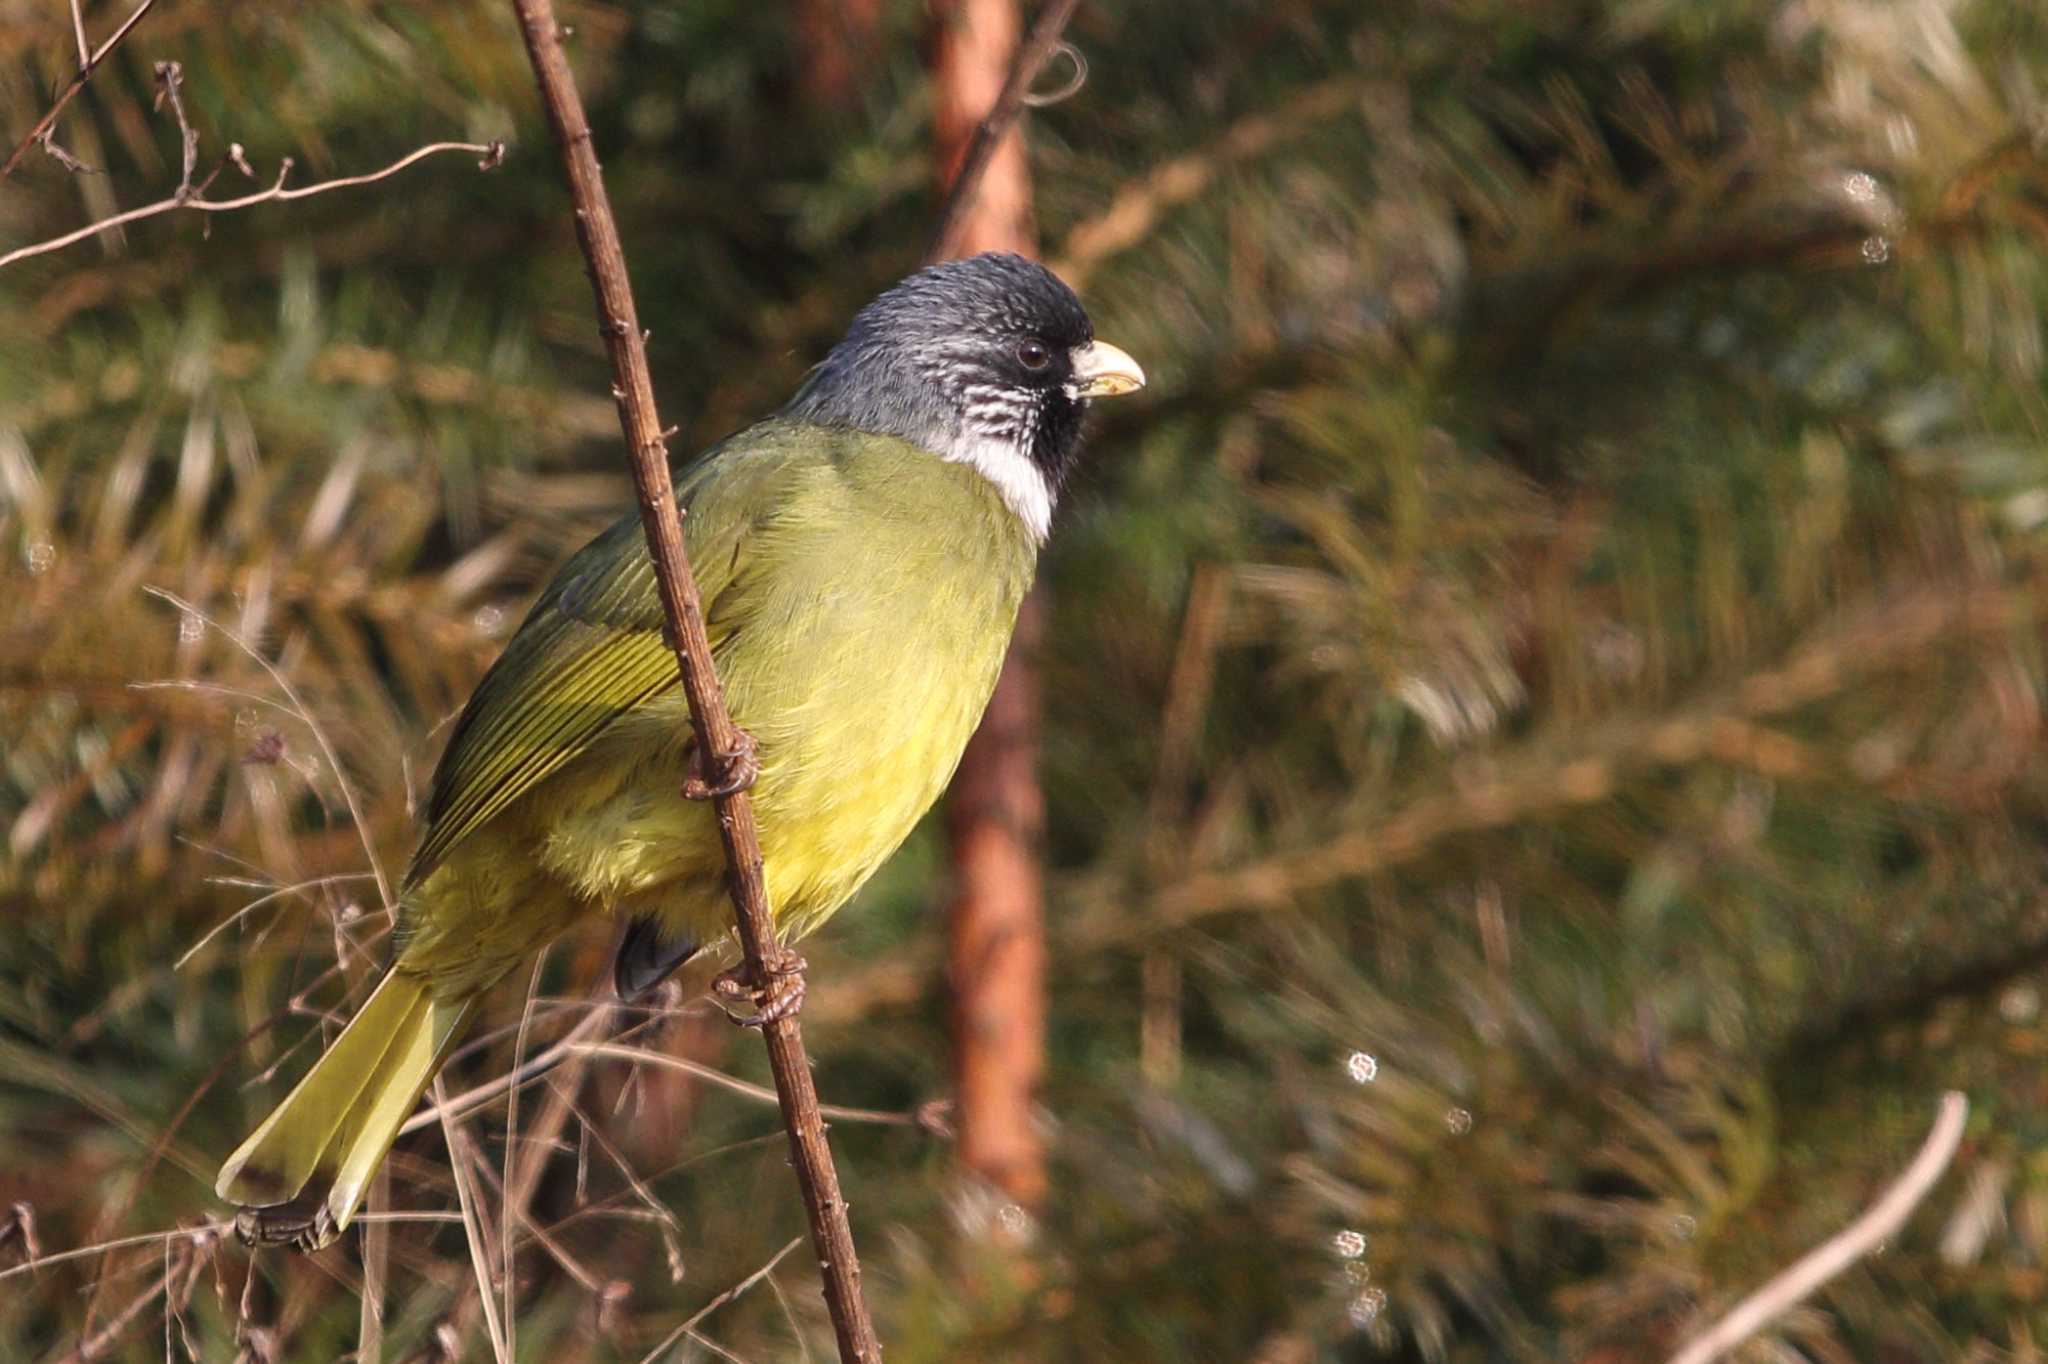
(939, 434), (1053, 543)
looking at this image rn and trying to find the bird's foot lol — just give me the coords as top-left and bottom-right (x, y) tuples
(235, 1195), (338, 1252)
(710, 948), (807, 1028)
(682, 728), (761, 801)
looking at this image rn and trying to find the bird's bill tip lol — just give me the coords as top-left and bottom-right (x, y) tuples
(1072, 340), (1146, 399)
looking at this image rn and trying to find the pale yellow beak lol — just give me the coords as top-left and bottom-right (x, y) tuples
(1070, 340), (1146, 399)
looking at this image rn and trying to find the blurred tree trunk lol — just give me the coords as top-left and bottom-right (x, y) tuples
(795, 0), (880, 109)
(931, 0), (1048, 1215)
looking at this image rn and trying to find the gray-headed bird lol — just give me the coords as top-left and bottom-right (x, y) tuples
(216, 252), (1145, 1250)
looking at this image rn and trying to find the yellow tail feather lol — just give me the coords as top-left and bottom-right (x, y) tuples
(216, 971), (472, 1250)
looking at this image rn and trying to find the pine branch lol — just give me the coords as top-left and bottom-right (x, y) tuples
(504, 3), (881, 1360)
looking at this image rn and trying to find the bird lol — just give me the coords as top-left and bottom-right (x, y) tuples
(214, 251), (1145, 1251)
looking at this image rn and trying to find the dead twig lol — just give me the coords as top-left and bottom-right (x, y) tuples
(635, 1237), (806, 1364)
(150, 61), (198, 199)
(140, 589), (398, 926)
(926, 0), (1084, 263)
(52, 1221), (220, 1364)
(399, 1003), (616, 1136)
(1665, 1091), (1969, 1364)
(0, 1201), (41, 1270)
(506, 1), (881, 1358)
(1, 139), (505, 272)
(0, 0), (159, 184)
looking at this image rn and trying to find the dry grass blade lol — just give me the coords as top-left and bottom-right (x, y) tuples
(1665, 1092), (1970, 1364)
(434, 1078), (511, 1364)
(501, 953), (549, 1361)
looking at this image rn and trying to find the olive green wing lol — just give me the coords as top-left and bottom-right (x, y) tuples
(402, 432), (798, 889)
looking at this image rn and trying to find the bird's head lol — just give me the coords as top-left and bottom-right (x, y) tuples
(783, 252), (1145, 542)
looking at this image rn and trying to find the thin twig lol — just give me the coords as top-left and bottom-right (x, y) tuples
(570, 1042), (927, 1127)
(0, 0), (159, 183)
(56, 1230), (199, 1364)
(140, 589), (398, 918)
(1665, 1091), (1970, 1364)
(544, 1080), (691, 1280)
(0, 140), (505, 272)
(926, 0), (1083, 263)
(175, 871), (377, 970)
(507, 2), (881, 1359)
(150, 61), (198, 199)
(0, 1221), (224, 1286)
(398, 1004), (616, 1136)
(635, 1237), (807, 1364)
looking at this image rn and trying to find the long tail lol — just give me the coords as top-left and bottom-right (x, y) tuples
(216, 970), (473, 1251)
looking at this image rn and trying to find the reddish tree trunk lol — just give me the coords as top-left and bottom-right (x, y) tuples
(930, 0), (1047, 1214)
(944, 599), (1047, 1211)
(796, 0), (881, 109)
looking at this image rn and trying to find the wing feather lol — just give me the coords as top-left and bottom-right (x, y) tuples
(403, 429), (805, 887)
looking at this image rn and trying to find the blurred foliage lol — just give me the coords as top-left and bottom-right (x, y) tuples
(8, 0), (2048, 1359)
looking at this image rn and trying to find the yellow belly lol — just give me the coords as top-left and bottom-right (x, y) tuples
(401, 529), (1028, 992)
(531, 621), (1005, 949)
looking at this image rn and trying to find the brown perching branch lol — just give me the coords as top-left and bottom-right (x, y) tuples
(926, 0), (1083, 263)
(0, 0), (159, 183)
(505, 3), (882, 1361)
(1665, 1091), (1969, 1364)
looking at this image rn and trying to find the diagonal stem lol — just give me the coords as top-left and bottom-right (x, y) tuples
(0, 0), (160, 183)
(505, 3), (882, 1359)
(926, 0), (1082, 263)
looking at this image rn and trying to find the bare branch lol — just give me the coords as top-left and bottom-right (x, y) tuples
(1665, 1091), (1970, 1364)
(926, 0), (1083, 263)
(0, 0), (161, 184)
(1, 140), (505, 273)
(506, 2), (881, 1358)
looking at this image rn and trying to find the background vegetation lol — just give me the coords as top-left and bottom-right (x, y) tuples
(7, 0), (2048, 1359)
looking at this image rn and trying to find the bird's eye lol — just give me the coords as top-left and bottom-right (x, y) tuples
(1016, 339), (1051, 371)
